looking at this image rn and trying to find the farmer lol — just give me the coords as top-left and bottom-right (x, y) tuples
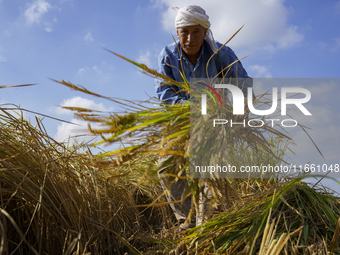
(156, 5), (252, 230)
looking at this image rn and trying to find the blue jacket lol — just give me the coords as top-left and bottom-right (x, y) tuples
(156, 40), (252, 105)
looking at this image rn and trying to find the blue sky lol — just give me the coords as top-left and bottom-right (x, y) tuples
(1, 0), (340, 189)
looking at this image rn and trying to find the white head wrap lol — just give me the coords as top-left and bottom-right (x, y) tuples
(173, 5), (218, 53)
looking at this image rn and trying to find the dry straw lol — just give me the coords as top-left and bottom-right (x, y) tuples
(0, 107), (172, 254)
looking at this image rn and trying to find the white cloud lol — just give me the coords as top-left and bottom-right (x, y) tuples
(76, 61), (115, 83)
(137, 50), (151, 67)
(288, 104), (335, 130)
(156, 0), (303, 53)
(92, 65), (102, 76)
(24, 0), (52, 25)
(54, 118), (110, 146)
(307, 81), (339, 103)
(84, 31), (93, 42)
(54, 118), (89, 142)
(55, 96), (113, 116)
(248, 65), (272, 78)
(271, 107), (340, 171)
(45, 24), (53, 32)
(77, 67), (86, 75)
(54, 118), (105, 145)
(289, 123), (340, 164)
(136, 47), (160, 70)
(54, 97), (114, 143)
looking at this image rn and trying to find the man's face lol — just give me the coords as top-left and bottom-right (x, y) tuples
(177, 25), (207, 58)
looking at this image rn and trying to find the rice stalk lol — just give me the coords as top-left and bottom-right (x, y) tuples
(0, 107), (172, 254)
(169, 178), (340, 254)
(0, 84), (36, 89)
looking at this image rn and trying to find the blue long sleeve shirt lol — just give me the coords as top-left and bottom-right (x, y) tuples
(156, 40), (252, 105)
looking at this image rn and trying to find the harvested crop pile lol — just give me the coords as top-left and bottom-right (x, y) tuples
(161, 178), (340, 255)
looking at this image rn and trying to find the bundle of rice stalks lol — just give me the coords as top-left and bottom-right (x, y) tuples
(53, 49), (293, 213)
(0, 108), (172, 254)
(165, 178), (340, 255)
